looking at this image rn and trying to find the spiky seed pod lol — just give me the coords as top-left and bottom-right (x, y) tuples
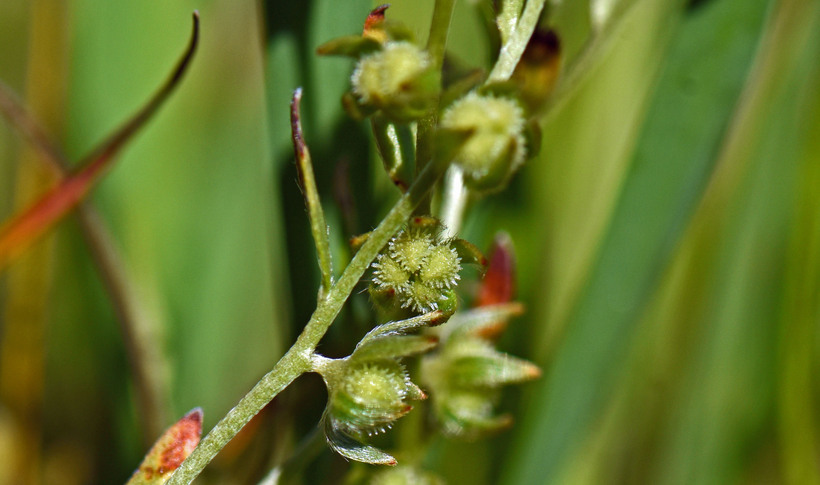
(419, 245), (461, 288)
(351, 41), (437, 121)
(371, 221), (466, 314)
(319, 310), (444, 466)
(389, 229), (433, 274)
(329, 360), (413, 436)
(439, 92), (526, 193)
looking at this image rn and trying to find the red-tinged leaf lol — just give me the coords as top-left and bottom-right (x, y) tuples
(363, 4), (390, 40)
(127, 409), (203, 484)
(476, 233), (516, 307)
(0, 12), (199, 271)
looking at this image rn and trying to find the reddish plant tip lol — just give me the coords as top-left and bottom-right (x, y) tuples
(157, 409), (203, 473)
(476, 234), (516, 307)
(364, 4), (390, 34)
(526, 365), (542, 379)
(132, 408), (203, 482)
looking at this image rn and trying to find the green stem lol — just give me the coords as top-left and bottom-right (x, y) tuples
(167, 158), (450, 485)
(426, 0), (457, 72)
(487, 0), (546, 83)
(497, 0), (525, 43)
(440, 166), (468, 237)
(414, 0), (457, 215)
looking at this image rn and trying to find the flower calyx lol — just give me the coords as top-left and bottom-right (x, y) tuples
(317, 310), (445, 465)
(438, 91), (528, 193)
(317, 5), (438, 122)
(421, 302), (540, 439)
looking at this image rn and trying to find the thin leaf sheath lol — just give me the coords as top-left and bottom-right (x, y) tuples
(291, 88), (333, 293)
(0, 12), (200, 270)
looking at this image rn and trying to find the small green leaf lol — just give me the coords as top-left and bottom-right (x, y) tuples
(354, 335), (439, 361)
(358, 310), (448, 347)
(438, 391), (513, 439)
(442, 303), (524, 340)
(448, 352), (541, 389)
(371, 115), (416, 192)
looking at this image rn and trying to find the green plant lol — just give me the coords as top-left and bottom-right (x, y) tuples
(163, 3), (546, 482)
(3, 0), (819, 484)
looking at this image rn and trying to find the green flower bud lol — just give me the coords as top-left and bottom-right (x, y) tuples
(351, 41), (438, 121)
(439, 92), (526, 193)
(318, 306), (445, 466)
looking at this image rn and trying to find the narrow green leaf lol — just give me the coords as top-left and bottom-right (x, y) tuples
(291, 88), (333, 295)
(353, 335), (438, 361)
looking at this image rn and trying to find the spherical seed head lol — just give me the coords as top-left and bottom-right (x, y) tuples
(419, 245), (461, 288)
(372, 254), (410, 291)
(371, 223), (468, 314)
(330, 361), (412, 433)
(390, 230), (433, 274)
(405, 279), (443, 312)
(344, 362), (407, 405)
(440, 93), (526, 192)
(352, 41), (431, 106)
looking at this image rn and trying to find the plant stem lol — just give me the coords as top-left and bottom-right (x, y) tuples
(487, 0), (546, 83)
(168, 158), (450, 485)
(414, 0), (457, 215)
(497, 0), (525, 43)
(440, 166), (468, 237)
(291, 88), (333, 294)
(0, 80), (172, 443)
(426, 0), (457, 72)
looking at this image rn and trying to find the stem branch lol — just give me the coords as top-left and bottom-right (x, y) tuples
(168, 158), (449, 484)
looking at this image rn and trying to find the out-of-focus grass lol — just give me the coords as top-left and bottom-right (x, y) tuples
(1, 0), (819, 483)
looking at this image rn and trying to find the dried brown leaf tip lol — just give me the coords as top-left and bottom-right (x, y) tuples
(127, 408), (202, 484)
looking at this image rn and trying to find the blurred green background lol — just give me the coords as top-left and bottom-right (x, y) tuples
(1, 0), (819, 483)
